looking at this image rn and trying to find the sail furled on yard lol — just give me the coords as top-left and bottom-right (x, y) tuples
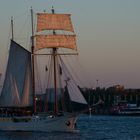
(35, 35), (76, 50)
(0, 40), (32, 107)
(37, 13), (74, 32)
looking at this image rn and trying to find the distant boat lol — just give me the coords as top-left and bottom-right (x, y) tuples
(0, 7), (88, 132)
(110, 102), (140, 116)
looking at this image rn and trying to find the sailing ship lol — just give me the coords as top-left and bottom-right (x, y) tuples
(0, 7), (88, 132)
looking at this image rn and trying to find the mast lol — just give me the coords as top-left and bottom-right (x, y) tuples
(11, 17), (14, 40)
(31, 7), (36, 114)
(35, 7), (78, 112)
(52, 6), (58, 114)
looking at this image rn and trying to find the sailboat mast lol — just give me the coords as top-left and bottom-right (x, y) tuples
(31, 7), (36, 114)
(52, 7), (58, 114)
(11, 17), (14, 40)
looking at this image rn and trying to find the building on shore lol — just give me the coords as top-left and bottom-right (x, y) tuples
(26, 85), (140, 114)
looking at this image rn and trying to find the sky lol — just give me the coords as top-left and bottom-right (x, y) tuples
(0, 0), (140, 89)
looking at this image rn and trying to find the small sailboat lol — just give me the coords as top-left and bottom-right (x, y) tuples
(0, 7), (88, 132)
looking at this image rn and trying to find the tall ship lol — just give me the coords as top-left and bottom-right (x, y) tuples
(0, 7), (88, 132)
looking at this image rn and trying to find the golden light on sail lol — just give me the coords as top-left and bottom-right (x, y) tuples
(35, 35), (77, 50)
(37, 13), (74, 32)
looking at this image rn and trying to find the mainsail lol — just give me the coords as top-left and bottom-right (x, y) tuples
(0, 40), (32, 107)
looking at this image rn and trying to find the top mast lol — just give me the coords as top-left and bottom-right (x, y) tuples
(52, 6), (55, 14)
(11, 17), (14, 40)
(31, 7), (34, 48)
(31, 7), (36, 114)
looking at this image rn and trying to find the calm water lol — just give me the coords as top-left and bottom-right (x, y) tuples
(0, 115), (140, 140)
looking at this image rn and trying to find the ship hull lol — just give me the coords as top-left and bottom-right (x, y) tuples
(0, 113), (78, 133)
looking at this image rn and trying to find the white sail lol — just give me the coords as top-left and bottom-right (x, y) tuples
(37, 13), (74, 32)
(10, 75), (20, 106)
(0, 40), (32, 107)
(35, 35), (76, 50)
(67, 80), (87, 105)
(21, 61), (32, 106)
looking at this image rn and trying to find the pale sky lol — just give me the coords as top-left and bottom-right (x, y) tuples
(0, 0), (140, 89)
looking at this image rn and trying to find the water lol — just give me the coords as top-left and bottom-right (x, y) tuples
(0, 115), (140, 140)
